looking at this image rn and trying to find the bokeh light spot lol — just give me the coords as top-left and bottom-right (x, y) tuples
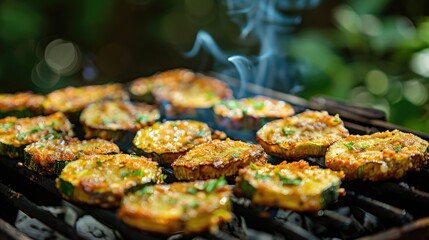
(410, 48), (429, 77)
(45, 39), (82, 76)
(403, 79), (427, 106)
(365, 69), (389, 95)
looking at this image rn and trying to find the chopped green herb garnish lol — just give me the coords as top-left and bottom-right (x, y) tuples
(187, 188), (197, 195)
(77, 169), (90, 177)
(135, 186), (153, 196)
(59, 178), (73, 197)
(0, 122), (15, 131)
(136, 114), (149, 124)
(394, 145), (402, 153)
(160, 174), (167, 182)
(282, 128), (296, 136)
(101, 119), (111, 125)
(16, 132), (27, 140)
(250, 162), (259, 171)
(225, 100), (241, 109)
(344, 141), (355, 150)
(96, 160), (103, 167)
(188, 202), (200, 208)
(204, 176), (227, 193)
(206, 92), (216, 99)
(131, 169), (144, 177)
(255, 172), (270, 180)
(242, 109), (248, 115)
(195, 129), (206, 137)
(253, 101), (264, 110)
(360, 145), (368, 150)
(333, 114), (340, 122)
(229, 153), (239, 158)
(276, 172), (302, 185)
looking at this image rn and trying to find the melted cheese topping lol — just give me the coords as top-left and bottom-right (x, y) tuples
(120, 181), (231, 225)
(80, 100), (159, 131)
(257, 110), (349, 149)
(59, 154), (162, 194)
(133, 120), (211, 154)
(147, 69), (232, 108)
(214, 96), (295, 119)
(239, 160), (344, 197)
(43, 84), (128, 113)
(0, 112), (74, 146)
(325, 130), (429, 180)
(25, 137), (120, 166)
(0, 92), (45, 111)
(173, 139), (267, 167)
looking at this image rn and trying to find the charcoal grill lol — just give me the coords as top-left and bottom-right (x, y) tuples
(1, 74), (429, 240)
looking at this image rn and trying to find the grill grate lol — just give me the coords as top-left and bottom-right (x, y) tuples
(1, 77), (429, 240)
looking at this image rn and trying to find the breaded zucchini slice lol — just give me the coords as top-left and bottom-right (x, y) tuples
(256, 110), (349, 159)
(325, 130), (429, 181)
(43, 84), (128, 115)
(133, 120), (212, 164)
(234, 160), (345, 211)
(0, 92), (45, 118)
(80, 100), (159, 140)
(152, 69), (232, 109)
(214, 96), (295, 131)
(0, 112), (74, 158)
(24, 137), (120, 175)
(172, 139), (268, 180)
(56, 154), (163, 208)
(118, 178), (232, 234)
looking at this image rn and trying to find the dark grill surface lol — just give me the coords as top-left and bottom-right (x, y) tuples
(1, 76), (429, 240)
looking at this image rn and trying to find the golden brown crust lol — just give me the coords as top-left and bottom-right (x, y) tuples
(43, 84), (128, 114)
(172, 139), (268, 180)
(256, 110), (349, 159)
(234, 160), (344, 211)
(80, 100), (159, 139)
(118, 180), (232, 234)
(325, 130), (429, 181)
(24, 137), (120, 174)
(0, 92), (45, 111)
(56, 154), (163, 207)
(133, 120), (212, 164)
(0, 112), (74, 147)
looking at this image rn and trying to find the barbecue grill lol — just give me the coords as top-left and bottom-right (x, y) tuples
(1, 74), (429, 240)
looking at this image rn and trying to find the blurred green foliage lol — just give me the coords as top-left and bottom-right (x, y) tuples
(0, 0), (428, 132)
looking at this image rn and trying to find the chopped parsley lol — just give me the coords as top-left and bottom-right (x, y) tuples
(360, 145), (368, 150)
(188, 202), (200, 208)
(0, 122), (15, 131)
(187, 188), (197, 195)
(225, 100), (241, 110)
(206, 92), (216, 99)
(195, 129), (206, 137)
(250, 162), (259, 171)
(394, 145), (402, 153)
(255, 172), (270, 180)
(101, 119), (111, 125)
(253, 101), (264, 110)
(160, 174), (167, 182)
(204, 176), (227, 193)
(282, 128), (296, 136)
(333, 115), (340, 122)
(344, 141), (355, 150)
(229, 153), (239, 158)
(136, 114), (149, 124)
(135, 186), (153, 196)
(276, 172), (302, 185)
(122, 169), (144, 178)
(96, 160), (103, 167)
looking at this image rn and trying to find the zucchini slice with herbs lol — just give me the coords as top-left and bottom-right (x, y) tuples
(256, 110), (349, 159)
(172, 139), (268, 180)
(133, 120), (212, 164)
(80, 100), (159, 140)
(56, 154), (164, 208)
(0, 92), (44, 118)
(24, 137), (120, 175)
(42, 84), (128, 115)
(118, 178), (232, 234)
(0, 112), (74, 158)
(325, 130), (429, 181)
(214, 96), (295, 131)
(234, 160), (345, 211)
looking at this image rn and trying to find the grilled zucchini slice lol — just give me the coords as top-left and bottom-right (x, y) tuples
(24, 137), (120, 175)
(56, 154), (163, 208)
(80, 100), (159, 140)
(133, 120), (212, 164)
(42, 84), (128, 115)
(172, 139), (268, 180)
(234, 160), (345, 211)
(214, 96), (295, 131)
(0, 112), (74, 158)
(118, 178), (232, 234)
(325, 130), (429, 181)
(256, 110), (349, 159)
(0, 92), (44, 118)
